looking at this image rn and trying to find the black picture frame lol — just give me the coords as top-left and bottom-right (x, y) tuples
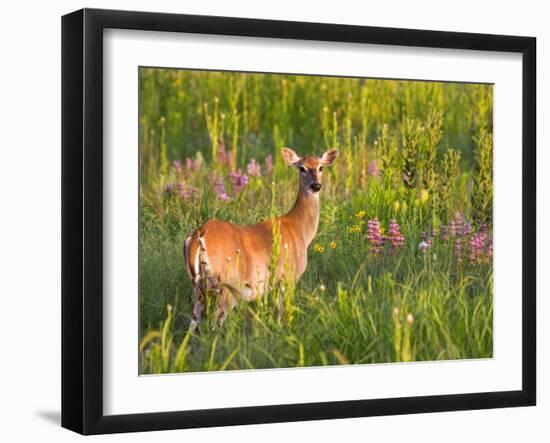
(61, 8), (536, 435)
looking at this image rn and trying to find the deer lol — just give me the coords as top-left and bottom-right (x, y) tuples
(183, 147), (338, 330)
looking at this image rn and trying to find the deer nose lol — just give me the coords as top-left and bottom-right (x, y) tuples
(310, 183), (322, 192)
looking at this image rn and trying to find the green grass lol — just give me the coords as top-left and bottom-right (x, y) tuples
(138, 68), (493, 373)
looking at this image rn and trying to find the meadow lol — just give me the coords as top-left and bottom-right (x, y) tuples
(138, 68), (493, 374)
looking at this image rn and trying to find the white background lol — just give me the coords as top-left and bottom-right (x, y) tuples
(104, 30), (523, 415)
(0, 0), (546, 441)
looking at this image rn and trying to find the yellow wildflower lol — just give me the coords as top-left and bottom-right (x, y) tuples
(330, 241), (337, 249)
(357, 210), (366, 218)
(419, 189), (429, 204)
(314, 244), (325, 253)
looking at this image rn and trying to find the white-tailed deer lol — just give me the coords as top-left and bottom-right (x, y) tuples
(183, 147), (338, 329)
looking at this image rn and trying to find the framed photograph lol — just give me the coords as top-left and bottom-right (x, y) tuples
(61, 8), (536, 435)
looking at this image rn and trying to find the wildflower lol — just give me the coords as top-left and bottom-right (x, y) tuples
(173, 160), (182, 175)
(454, 238), (463, 261)
(176, 182), (199, 200)
(214, 177), (230, 201)
(217, 139), (233, 166)
(330, 241), (337, 249)
(228, 169), (249, 193)
(163, 182), (176, 196)
(319, 284), (326, 292)
(387, 219), (405, 253)
(470, 224), (491, 262)
(357, 210), (366, 219)
(246, 158), (262, 177)
(366, 218), (383, 254)
(314, 244), (325, 253)
(418, 241), (430, 253)
(367, 160), (380, 178)
(265, 154), (274, 175)
(185, 158), (193, 176)
(419, 231), (432, 253)
(406, 313), (414, 324)
(420, 189), (430, 204)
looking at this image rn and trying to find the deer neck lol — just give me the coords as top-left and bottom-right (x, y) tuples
(284, 186), (320, 247)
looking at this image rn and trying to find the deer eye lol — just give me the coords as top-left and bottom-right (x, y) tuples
(299, 166), (307, 173)
(319, 166), (324, 172)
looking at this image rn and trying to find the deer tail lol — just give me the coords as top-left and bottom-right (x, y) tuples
(183, 229), (213, 290)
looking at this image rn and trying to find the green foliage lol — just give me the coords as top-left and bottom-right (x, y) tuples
(472, 128), (494, 224)
(138, 69), (494, 373)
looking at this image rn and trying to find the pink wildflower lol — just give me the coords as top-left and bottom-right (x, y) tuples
(173, 160), (182, 175)
(217, 139), (233, 167)
(387, 219), (405, 253)
(366, 218), (383, 254)
(470, 224), (491, 261)
(214, 177), (230, 201)
(247, 158), (262, 177)
(176, 182), (199, 199)
(367, 160), (381, 178)
(455, 238), (463, 261)
(228, 169), (249, 193)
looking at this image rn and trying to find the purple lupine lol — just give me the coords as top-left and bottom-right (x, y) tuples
(462, 222), (472, 236)
(264, 154), (274, 175)
(387, 219), (405, 254)
(173, 160), (182, 175)
(176, 182), (199, 199)
(367, 160), (381, 178)
(247, 158), (262, 177)
(228, 169), (249, 193)
(214, 177), (230, 201)
(455, 238), (463, 261)
(470, 225), (490, 261)
(366, 218), (383, 254)
(441, 225), (449, 241)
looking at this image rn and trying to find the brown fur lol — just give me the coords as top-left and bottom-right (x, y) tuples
(184, 148), (338, 328)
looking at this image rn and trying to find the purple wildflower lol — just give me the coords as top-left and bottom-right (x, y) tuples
(455, 238), (463, 261)
(164, 182), (176, 196)
(387, 219), (405, 253)
(173, 160), (182, 175)
(228, 169), (249, 193)
(264, 154), (274, 175)
(367, 160), (381, 178)
(247, 158), (262, 177)
(418, 231), (432, 253)
(470, 225), (490, 261)
(217, 139), (233, 167)
(214, 177), (230, 201)
(366, 218), (383, 254)
(176, 182), (199, 199)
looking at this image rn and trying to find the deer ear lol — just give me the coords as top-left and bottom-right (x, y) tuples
(321, 149), (338, 166)
(281, 147), (300, 165)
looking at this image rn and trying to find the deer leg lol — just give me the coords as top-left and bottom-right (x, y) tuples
(214, 288), (236, 329)
(189, 289), (205, 332)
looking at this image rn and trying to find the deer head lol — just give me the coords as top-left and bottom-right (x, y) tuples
(281, 147), (338, 194)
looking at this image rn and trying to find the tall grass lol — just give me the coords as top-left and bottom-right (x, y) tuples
(139, 68), (493, 373)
